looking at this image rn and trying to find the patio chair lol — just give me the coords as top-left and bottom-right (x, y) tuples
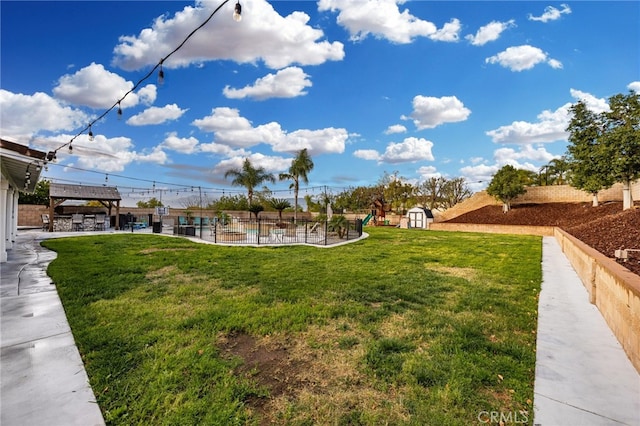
(41, 214), (50, 231)
(71, 213), (84, 231)
(95, 214), (106, 230)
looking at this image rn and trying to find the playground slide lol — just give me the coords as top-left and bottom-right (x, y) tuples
(362, 213), (373, 226)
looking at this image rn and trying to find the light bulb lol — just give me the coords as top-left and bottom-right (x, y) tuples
(69, 144), (73, 153)
(117, 102), (123, 119)
(88, 126), (94, 141)
(233, 2), (242, 22)
(158, 63), (165, 85)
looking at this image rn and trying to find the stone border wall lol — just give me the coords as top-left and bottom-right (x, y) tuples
(428, 222), (640, 373)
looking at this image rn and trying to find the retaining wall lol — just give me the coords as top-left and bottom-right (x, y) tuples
(429, 222), (555, 236)
(554, 228), (640, 373)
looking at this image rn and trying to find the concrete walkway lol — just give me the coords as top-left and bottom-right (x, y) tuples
(1, 230), (105, 426)
(534, 237), (640, 425)
(1, 231), (639, 425)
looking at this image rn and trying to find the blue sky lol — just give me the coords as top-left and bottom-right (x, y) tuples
(1, 1), (638, 207)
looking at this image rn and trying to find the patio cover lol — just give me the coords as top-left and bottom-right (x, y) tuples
(48, 183), (122, 231)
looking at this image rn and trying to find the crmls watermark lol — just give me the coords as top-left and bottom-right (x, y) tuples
(477, 410), (529, 424)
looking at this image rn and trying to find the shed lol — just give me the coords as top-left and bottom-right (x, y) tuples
(406, 207), (434, 229)
(48, 183), (122, 231)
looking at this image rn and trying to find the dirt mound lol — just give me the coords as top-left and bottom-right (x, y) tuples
(446, 202), (640, 276)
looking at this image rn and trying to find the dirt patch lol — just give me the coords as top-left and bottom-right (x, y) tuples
(219, 333), (311, 424)
(446, 202), (640, 276)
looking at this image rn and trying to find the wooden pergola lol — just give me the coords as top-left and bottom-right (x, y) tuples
(48, 183), (122, 231)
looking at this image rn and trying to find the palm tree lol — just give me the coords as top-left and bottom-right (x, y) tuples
(548, 157), (571, 185)
(279, 149), (314, 222)
(268, 198), (292, 223)
(224, 158), (275, 206)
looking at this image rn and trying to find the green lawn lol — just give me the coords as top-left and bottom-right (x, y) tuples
(43, 227), (541, 425)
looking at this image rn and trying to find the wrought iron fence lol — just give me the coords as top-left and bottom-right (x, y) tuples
(170, 217), (363, 246)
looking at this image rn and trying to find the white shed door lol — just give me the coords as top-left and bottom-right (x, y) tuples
(408, 212), (423, 228)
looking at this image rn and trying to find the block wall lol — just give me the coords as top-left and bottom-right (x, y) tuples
(554, 228), (640, 373)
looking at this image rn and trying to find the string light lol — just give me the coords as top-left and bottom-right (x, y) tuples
(158, 60), (165, 85)
(46, 0), (242, 160)
(117, 101), (123, 119)
(233, 1), (242, 22)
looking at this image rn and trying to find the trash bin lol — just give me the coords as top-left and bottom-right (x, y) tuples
(153, 222), (162, 233)
(185, 226), (196, 236)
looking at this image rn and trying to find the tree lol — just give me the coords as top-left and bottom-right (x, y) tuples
(602, 91), (640, 209)
(416, 177), (446, 210)
(486, 165), (527, 213)
(279, 149), (314, 222)
(18, 179), (49, 205)
(547, 157), (571, 185)
(380, 171), (415, 214)
(268, 198), (291, 223)
(566, 101), (616, 206)
(304, 194), (321, 212)
(440, 177), (472, 209)
(136, 197), (164, 208)
(209, 194), (248, 211)
(224, 159), (275, 206)
(248, 203), (264, 220)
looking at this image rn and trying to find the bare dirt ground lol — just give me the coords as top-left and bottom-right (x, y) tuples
(445, 201), (640, 276)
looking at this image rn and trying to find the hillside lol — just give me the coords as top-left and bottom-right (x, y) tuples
(445, 202), (640, 276)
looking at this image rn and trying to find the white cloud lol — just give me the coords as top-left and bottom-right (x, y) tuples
(126, 104), (187, 126)
(569, 89), (610, 113)
(46, 133), (167, 172)
(384, 124), (407, 134)
(485, 45), (562, 71)
(160, 132), (199, 154)
(402, 95), (471, 130)
(430, 18), (462, 42)
(0, 89), (89, 138)
(416, 165), (440, 180)
(528, 4), (572, 23)
(486, 88), (609, 144)
(353, 149), (381, 161)
(112, 0), (344, 71)
(494, 144), (556, 163)
(486, 105), (569, 144)
(53, 62), (156, 108)
(318, 0), (460, 44)
(212, 152), (292, 175)
(628, 81), (640, 93)
(354, 136), (434, 164)
(459, 162), (498, 186)
(465, 20), (515, 46)
(192, 107), (348, 155)
(223, 67), (312, 100)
